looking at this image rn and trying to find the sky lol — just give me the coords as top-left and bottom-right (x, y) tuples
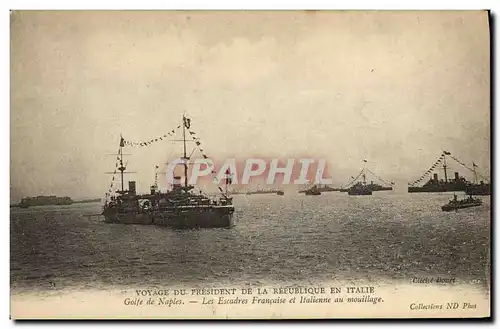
(10, 10), (490, 201)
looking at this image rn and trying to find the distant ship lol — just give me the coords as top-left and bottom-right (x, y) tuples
(11, 196), (102, 208)
(441, 193), (482, 212)
(347, 182), (372, 195)
(464, 181), (491, 196)
(340, 160), (394, 196)
(408, 151), (490, 195)
(102, 115), (235, 229)
(245, 189), (284, 195)
(302, 185), (321, 195)
(299, 184), (335, 193)
(15, 196), (73, 208)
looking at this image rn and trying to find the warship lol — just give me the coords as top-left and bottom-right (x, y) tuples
(299, 184), (336, 193)
(441, 193), (482, 212)
(347, 181), (372, 196)
(11, 196), (102, 208)
(15, 196), (73, 208)
(245, 188), (284, 195)
(408, 151), (490, 195)
(340, 160), (394, 195)
(101, 115), (235, 229)
(302, 185), (321, 195)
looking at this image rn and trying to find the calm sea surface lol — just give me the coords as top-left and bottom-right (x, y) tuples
(10, 192), (491, 295)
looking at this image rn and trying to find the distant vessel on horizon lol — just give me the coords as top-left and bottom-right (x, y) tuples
(10, 196), (102, 208)
(301, 184), (321, 195)
(340, 160), (394, 196)
(245, 188), (284, 195)
(299, 184), (336, 193)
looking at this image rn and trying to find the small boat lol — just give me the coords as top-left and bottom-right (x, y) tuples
(441, 193), (482, 212)
(277, 190), (284, 195)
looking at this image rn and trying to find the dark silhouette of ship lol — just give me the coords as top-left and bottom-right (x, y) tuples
(299, 184), (335, 193)
(408, 151), (490, 195)
(13, 196), (73, 208)
(11, 196), (102, 208)
(347, 182), (372, 195)
(339, 160), (394, 196)
(303, 185), (321, 195)
(245, 188), (284, 195)
(101, 115), (235, 229)
(441, 193), (482, 212)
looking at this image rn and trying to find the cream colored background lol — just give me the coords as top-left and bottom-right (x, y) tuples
(10, 10), (490, 201)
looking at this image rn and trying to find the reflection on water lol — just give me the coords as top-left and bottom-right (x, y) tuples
(10, 192), (490, 295)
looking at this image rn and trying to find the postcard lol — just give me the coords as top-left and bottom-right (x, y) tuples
(10, 10), (491, 319)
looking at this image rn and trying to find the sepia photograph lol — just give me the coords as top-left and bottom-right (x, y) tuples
(9, 10), (491, 319)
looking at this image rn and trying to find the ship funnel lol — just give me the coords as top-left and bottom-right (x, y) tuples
(173, 176), (182, 190)
(129, 181), (136, 196)
(454, 172), (459, 181)
(433, 173), (438, 182)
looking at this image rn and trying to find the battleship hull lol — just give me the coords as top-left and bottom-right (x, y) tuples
(347, 190), (372, 195)
(103, 205), (234, 229)
(408, 185), (465, 193)
(304, 191), (321, 195)
(465, 184), (491, 196)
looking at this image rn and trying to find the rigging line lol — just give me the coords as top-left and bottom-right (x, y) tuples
(449, 155), (489, 181)
(366, 169), (393, 186)
(343, 168), (364, 188)
(411, 153), (445, 185)
(123, 125), (181, 147)
(186, 128), (219, 181)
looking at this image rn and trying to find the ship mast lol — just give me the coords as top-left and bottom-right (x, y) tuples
(182, 115), (188, 188)
(154, 165), (159, 190)
(442, 153), (448, 183)
(363, 159), (367, 185)
(473, 163), (478, 184)
(118, 134), (126, 192)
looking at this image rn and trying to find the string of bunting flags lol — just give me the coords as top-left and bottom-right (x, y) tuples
(185, 125), (225, 184)
(343, 168), (365, 188)
(181, 116), (228, 184)
(366, 169), (394, 186)
(449, 155), (489, 182)
(121, 125), (182, 147)
(408, 152), (446, 187)
(103, 116), (232, 203)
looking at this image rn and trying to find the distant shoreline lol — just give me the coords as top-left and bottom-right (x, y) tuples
(10, 196), (102, 208)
